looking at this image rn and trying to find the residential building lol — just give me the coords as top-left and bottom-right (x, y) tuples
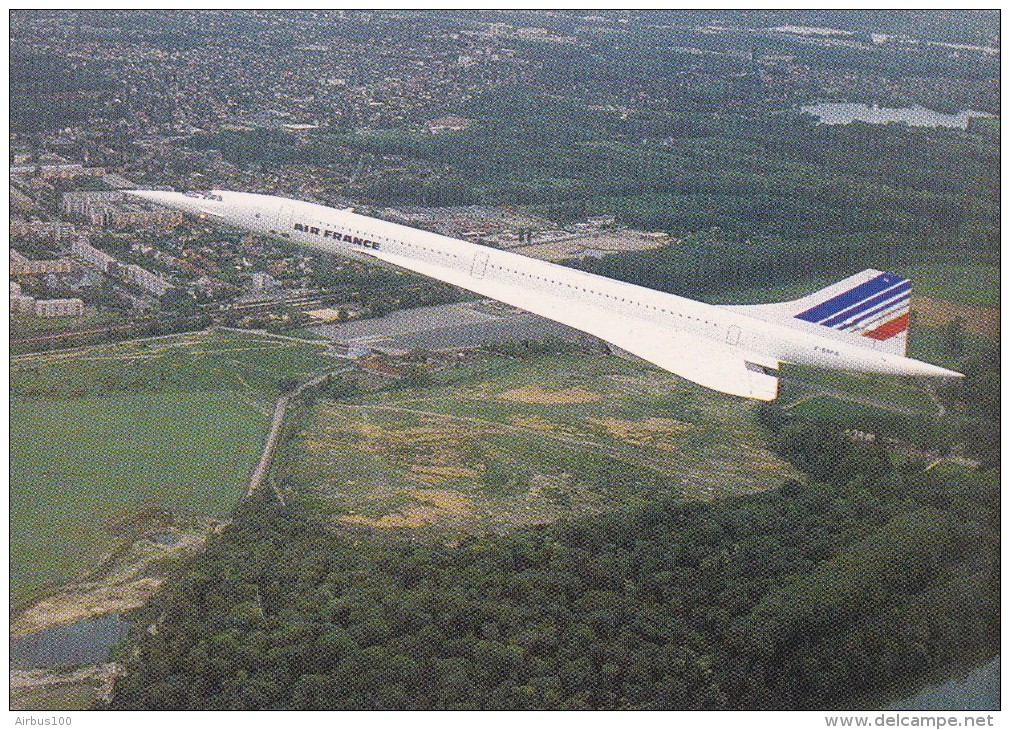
(10, 220), (77, 241)
(70, 238), (118, 272)
(61, 191), (124, 219)
(251, 271), (281, 290)
(90, 205), (183, 228)
(10, 248), (74, 276)
(33, 297), (85, 318)
(11, 163), (106, 180)
(120, 263), (171, 296)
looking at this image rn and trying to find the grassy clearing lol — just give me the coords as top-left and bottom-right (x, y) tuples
(790, 396), (934, 442)
(9, 329), (335, 605)
(283, 354), (798, 537)
(10, 392), (270, 604)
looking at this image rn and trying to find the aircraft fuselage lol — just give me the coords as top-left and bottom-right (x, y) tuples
(128, 189), (961, 400)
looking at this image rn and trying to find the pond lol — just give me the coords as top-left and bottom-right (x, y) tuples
(10, 613), (132, 669)
(151, 532), (182, 546)
(800, 103), (995, 129)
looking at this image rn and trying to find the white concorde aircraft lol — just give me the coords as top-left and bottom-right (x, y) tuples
(128, 189), (962, 400)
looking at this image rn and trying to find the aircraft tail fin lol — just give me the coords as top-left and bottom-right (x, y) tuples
(727, 269), (911, 356)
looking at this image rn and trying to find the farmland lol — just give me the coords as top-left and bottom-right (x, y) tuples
(10, 392), (269, 604)
(282, 353), (799, 537)
(9, 329), (336, 605)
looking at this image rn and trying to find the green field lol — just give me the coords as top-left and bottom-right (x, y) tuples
(11, 329), (334, 399)
(901, 262), (1000, 307)
(9, 329), (335, 605)
(284, 354), (798, 536)
(10, 392), (269, 604)
(789, 396), (938, 443)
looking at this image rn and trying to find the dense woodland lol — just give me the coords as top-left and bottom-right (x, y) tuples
(110, 364), (999, 710)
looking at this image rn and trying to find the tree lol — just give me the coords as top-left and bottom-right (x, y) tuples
(160, 287), (197, 315)
(944, 318), (966, 359)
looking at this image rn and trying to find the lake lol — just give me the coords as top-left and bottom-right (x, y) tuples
(886, 656), (1000, 711)
(801, 103), (995, 129)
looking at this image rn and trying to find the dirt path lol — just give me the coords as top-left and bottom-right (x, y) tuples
(10, 330), (204, 365)
(922, 380), (947, 418)
(247, 394), (292, 504)
(11, 663), (122, 703)
(247, 369), (348, 504)
(212, 325), (331, 346)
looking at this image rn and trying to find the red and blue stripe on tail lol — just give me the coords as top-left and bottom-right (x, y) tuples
(723, 269), (912, 357)
(794, 271), (911, 344)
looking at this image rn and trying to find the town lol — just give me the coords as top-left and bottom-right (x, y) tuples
(10, 155), (675, 349)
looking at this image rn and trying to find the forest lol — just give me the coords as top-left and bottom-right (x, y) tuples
(109, 359), (999, 710)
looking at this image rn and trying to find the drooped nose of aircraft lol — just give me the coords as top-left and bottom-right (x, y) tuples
(126, 190), (231, 219)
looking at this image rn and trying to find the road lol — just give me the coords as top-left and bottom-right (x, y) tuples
(9, 290), (359, 352)
(246, 367), (348, 505)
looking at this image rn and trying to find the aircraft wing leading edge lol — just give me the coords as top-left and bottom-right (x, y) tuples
(124, 189), (963, 397)
(369, 247), (780, 400)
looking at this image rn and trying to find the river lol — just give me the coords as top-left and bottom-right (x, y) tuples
(886, 656), (1000, 710)
(10, 613), (132, 669)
